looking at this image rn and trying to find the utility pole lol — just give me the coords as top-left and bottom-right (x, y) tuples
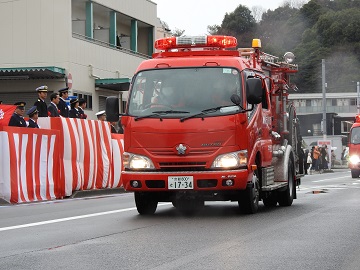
(322, 59), (326, 139)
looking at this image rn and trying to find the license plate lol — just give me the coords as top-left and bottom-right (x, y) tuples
(168, 176), (194, 189)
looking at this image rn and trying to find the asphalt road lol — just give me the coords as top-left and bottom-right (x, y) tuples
(0, 169), (359, 270)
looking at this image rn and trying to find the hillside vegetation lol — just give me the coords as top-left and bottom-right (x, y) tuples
(205, 0), (360, 93)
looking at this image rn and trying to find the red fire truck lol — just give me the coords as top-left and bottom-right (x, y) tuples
(348, 114), (360, 178)
(107, 35), (303, 215)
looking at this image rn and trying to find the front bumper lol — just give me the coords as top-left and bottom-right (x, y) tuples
(121, 169), (251, 192)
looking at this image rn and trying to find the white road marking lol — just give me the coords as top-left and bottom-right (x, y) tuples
(0, 203), (171, 232)
(312, 175), (350, 183)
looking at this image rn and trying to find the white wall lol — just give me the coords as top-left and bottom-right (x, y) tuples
(0, 0), (71, 67)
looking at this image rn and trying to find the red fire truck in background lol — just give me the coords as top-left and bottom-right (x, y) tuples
(348, 114), (360, 178)
(107, 35), (304, 215)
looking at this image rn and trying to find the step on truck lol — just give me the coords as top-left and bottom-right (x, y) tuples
(107, 35), (304, 215)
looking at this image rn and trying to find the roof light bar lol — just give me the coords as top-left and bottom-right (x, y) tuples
(154, 35), (237, 50)
(355, 114), (360, 123)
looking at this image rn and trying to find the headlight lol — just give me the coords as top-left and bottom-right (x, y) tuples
(349, 155), (360, 165)
(211, 150), (247, 169)
(123, 152), (155, 169)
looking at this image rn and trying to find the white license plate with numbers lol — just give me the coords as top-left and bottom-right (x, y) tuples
(168, 176), (194, 189)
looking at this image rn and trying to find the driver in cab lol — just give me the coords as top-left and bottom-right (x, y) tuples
(151, 85), (184, 108)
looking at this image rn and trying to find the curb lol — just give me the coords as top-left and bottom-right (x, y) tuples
(70, 187), (128, 199)
(0, 198), (10, 205)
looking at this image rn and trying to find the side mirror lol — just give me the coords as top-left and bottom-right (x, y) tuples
(106, 96), (120, 122)
(246, 78), (263, 105)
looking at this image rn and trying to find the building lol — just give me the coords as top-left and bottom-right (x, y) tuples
(0, 0), (168, 118)
(289, 92), (357, 158)
(289, 92), (356, 137)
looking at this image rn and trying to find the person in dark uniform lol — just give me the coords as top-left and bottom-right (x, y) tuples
(48, 93), (60, 117)
(69, 98), (80, 118)
(78, 98), (87, 119)
(58, 87), (69, 117)
(117, 117), (124, 134)
(34, 85), (48, 117)
(27, 106), (39, 128)
(110, 122), (118, 133)
(8, 102), (27, 127)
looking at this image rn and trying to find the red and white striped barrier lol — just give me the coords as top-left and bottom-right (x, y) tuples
(0, 118), (124, 204)
(110, 134), (124, 188)
(38, 118), (121, 196)
(0, 127), (61, 203)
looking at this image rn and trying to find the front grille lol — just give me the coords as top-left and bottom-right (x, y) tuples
(150, 149), (215, 156)
(159, 162), (207, 170)
(197, 179), (218, 188)
(145, 180), (165, 188)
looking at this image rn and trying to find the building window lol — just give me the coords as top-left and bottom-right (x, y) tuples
(341, 121), (353, 133)
(332, 99), (337, 106)
(306, 100), (311, 106)
(350, 98), (356, 106)
(73, 92), (93, 109)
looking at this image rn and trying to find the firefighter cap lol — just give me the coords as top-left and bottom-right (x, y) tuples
(27, 106), (39, 116)
(95, 110), (106, 117)
(36, 85), (48, 92)
(14, 101), (26, 109)
(70, 98), (79, 105)
(58, 87), (69, 94)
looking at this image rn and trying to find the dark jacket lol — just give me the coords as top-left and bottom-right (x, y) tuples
(34, 98), (48, 117)
(28, 118), (39, 128)
(111, 124), (117, 134)
(48, 103), (60, 117)
(78, 107), (87, 119)
(8, 113), (27, 127)
(58, 98), (69, 117)
(69, 108), (80, 118)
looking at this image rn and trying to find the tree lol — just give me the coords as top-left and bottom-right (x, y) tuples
(251, 6), (265, 22)
(171, 28), (185, 37)
(220, 5), (256, 36)
(207, 24), (221, 35)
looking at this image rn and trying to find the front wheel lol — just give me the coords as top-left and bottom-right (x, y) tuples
(278, 159), (295, 207)
(134, 192), (158, 215)
(238, 173), (259, 214)
(351, 169), (360, 178)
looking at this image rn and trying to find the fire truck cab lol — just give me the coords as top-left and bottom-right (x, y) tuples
(107, 35), (303, 215)
(348, 114), (360, 178)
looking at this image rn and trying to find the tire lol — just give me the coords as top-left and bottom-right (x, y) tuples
(238, 173), (259, 214)
(278, 159), (295, 207)
(351, 169), (360, 178)
(134, 192), (158, 215)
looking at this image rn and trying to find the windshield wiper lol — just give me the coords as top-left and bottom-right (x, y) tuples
(135, 110), (190, 121)
(180, 105), (241, 122)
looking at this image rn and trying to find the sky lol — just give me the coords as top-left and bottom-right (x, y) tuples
(152, 0), (303, 36)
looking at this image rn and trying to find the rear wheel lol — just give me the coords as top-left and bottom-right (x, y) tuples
(134, 192), (158, 215)
(351, 169), (360, 178)
(278, 159), (295, 206)
(238, 173), (259, 214)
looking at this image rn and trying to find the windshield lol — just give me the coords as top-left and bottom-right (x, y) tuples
(128, 67), (242, 118)
(351, 127), (360, 144)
